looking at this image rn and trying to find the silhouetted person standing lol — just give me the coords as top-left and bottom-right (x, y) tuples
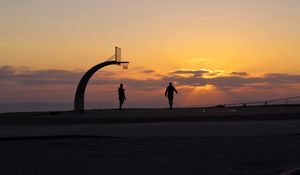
(165, 82), (178, 109)
(118, 84), (126, 110)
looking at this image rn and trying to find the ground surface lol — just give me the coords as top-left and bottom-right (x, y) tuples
(0, 107), (300, 175)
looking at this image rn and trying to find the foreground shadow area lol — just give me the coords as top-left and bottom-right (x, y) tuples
(0, 135), (299, 175)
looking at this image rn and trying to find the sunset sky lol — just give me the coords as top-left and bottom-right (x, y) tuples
(1, 0), (300, 112)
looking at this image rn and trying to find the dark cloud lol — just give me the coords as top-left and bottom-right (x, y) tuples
(170, 69), (210, 77)
(265, 73), (300, 82)
(210, 76), (262, 88)
(164, 70), (300, 89)
(0, 66), (82, 85)
(230, 71), (249, 77)
(0, 65), (15, 74)
(141, 70), (156, 74)
(1, 66), (300, 91)
(0, 66), (14, 81)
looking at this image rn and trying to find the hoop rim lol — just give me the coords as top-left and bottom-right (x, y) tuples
(116, 61), (129, 65)
(116, 61), (129, 63)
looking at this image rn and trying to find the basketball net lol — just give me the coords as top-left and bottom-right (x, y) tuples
(122, 63), (129, 69)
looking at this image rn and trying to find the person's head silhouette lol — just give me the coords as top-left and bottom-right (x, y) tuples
(120, 83), (123, 88)
(169, 82), (172, 86)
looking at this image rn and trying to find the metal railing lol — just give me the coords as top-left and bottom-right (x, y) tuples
(223, 96), (300, 107)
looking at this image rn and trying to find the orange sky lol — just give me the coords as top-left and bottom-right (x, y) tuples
(0, 0), (299, 111)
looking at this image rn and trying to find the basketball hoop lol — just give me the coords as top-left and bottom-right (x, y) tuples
(105, 47), (129, 69)
(122, 62), (129, 69)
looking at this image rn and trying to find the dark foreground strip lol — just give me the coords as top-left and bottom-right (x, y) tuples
(0, 135), (116, 142)
(0, 113), (300, 126)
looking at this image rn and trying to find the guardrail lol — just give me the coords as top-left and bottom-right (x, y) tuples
(223, 96), (300, 107)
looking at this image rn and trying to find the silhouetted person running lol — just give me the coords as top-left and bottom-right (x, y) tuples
(118, 84), (126, 110)
(165, 82), (178, 109)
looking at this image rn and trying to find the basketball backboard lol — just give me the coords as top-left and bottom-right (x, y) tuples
(115, 46), (121, 62)
(105, 46), (128, 69)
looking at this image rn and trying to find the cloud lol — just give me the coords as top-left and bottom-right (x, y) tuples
(170, 69), (210, 77)
(1, 65), (300, 108)
(165, 69), (300, 89)
(141, 69), (156, 74)
(230, 71), (249, 77)
(0, 65), (82, 85)
(265, 73), (300, 83)
(1, 65), (300, 91)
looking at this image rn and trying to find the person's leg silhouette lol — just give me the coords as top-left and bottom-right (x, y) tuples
(168, 97), (173, 109)
(119, 99), (124, 110)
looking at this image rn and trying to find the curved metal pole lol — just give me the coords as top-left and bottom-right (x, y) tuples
(74, 61), (117, 113)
